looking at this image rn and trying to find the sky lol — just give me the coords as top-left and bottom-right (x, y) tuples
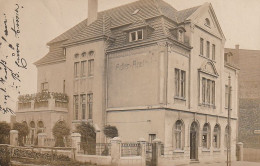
(0, 0), (260, 121)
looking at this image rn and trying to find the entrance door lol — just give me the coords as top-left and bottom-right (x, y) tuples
(190, 131), (197, 159)
(190, 122), (198, 160)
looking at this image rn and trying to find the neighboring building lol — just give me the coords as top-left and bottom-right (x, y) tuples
(16, 0), (239, 162)
(225, 46), (260, 148)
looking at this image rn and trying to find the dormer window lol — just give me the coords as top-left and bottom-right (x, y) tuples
(74, 53), (79, 59)
(178, 30), (184, 42)
(205, 18), (210, 27)
(129, 30), (143, 42)
(170, 27), (186, 43)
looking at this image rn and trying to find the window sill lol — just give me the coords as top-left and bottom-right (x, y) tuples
(199, 54), (216, 63)
(174, 96), (186, 101)
(173, 149), (185, 153)
(213, 149), (221, 152)
(225, 107), (232, 110)
(202, 149), (210, 152)
(199, 103), (216, 109)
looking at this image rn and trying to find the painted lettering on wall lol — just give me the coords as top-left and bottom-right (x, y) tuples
(115, 54), (157, 71)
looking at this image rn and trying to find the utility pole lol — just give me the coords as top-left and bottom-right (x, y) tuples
(227, 75), (232, 166)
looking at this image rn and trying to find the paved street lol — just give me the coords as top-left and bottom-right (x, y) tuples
(185, 161), (260, 166)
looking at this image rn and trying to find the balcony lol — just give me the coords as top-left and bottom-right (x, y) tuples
(17, 92), (69, 112)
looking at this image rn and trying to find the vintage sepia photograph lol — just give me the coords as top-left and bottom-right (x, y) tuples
(0, 0), (260, 165)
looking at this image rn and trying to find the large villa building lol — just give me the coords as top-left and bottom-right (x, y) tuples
(15, 0), (239, 162)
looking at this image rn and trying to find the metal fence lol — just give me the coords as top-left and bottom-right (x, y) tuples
(121, 143), (141, 157)
(78, 142), (111, 156)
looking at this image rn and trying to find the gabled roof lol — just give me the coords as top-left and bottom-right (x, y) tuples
(177, 5), (201, 23)
(35, 0), (202, 66)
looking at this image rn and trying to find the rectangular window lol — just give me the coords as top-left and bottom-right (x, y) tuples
(73, 95), (79, 120)
(175, 69), (186, 98)
(41, 82), (48, 91)
(81, 61), (87, 77)
(200, 38), (204, 55)
(211, 81), (215, 105)
(137, 30), (143, 40)
(212, 44), (216, 60)
(180, 71), (186, 98)
(206, 79), (211, 103)
(130, 31), (136, 42)
(63, 80), (65, 93)
(87, 93), (93, 119)
(81, 94), (86, 120)
(225, 85), (229, 108)
(206, 41), (210, 58)
(129, 30), (143, 42)
(202, 78), (206, 103)
(175, 69), (180, 97)
(149, 134), (156, 143)
(88, 59), (94, 76)
(74, 62), (80, 78)
(225, 85), (232, 108)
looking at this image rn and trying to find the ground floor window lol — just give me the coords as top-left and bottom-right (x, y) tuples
(202, 123), (210, 149)
(213, 124), (220, 148)
(174, 120), (184, 150)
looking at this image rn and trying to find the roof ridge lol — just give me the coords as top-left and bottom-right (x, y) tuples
(178, 5), (202, 12)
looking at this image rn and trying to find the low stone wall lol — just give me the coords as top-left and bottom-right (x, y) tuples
(118, 156), (143, 166)
(244, 148), (260, 162)
(76, 154), (112, 165)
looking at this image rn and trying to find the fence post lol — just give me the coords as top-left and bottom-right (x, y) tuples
(236, 142), (243, 161)
(71, 133), (81, 153)
(38, 133), (47, 147)
(111, 137), (121, 166)
(152, 138), (161, 166)
(10, 130), (18, 146)
(138, 138), (146, 166)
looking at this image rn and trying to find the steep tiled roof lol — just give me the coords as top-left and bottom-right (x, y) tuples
(177, 5), (201, 22)
(34, 44), (65, 66)
(35, 0), (201, 66)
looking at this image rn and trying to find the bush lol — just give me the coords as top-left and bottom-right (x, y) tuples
(52, 121), (70, 147)
(104, 125), (118, 139)
(13, 122), (29, 146)
(0, 122), (10, 144)
(76, 122), (96, 154)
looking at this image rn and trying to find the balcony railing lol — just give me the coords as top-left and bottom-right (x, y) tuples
(17, 92), (69, 111)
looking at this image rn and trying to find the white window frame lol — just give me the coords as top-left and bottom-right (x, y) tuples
(178, 30), (184, 42)
(129, 29), (143, 42)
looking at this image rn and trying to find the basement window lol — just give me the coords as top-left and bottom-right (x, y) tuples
(129, 30), (143, 42)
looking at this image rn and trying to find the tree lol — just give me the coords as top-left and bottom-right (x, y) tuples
(104, 125), (118, 139)
(0, 122), (11, 144)
(13, 122), (29, 146)
(52, 121), (70, 147)
(76, 122), (96, 154)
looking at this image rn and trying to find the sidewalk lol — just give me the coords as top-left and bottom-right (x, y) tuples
(185, 161), (260, 166)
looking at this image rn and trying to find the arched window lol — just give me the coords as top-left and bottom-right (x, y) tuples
(224, 125), (231, 148)
(89, 50), (95, 56)
(178, 30), (184, 42)
(174, 120), (184, 150)
(74, 53), (79, 59)
(37, 121), (44, 133)
(38, 121), (44, 128)
(202, 123), (211, 149)
(22, 121), (27, 126)
(82, 52), (86, 58)
(30, 121), (35, 128)
(213, 124), (220, 148)
(205, 18), (210, 27)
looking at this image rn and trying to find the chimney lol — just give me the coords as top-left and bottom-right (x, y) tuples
(234, 44), (240, 65)
(88, 0), (98, 25)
